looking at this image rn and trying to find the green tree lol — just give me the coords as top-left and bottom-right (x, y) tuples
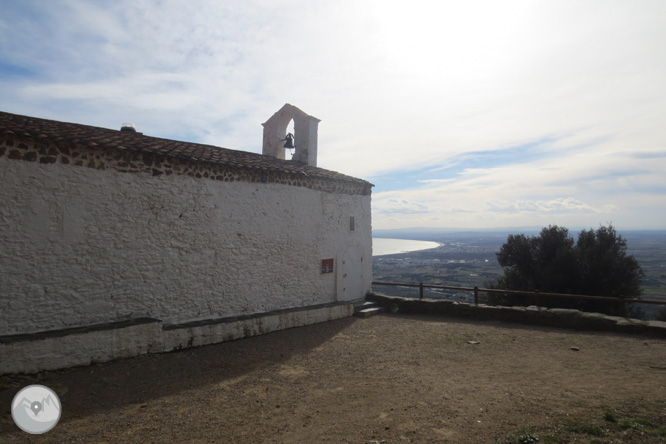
(575, 225), (643, 298)
(487, 224), (644, 316)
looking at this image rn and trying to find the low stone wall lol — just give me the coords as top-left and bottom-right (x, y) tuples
(0, 318), (163, 375)
(162, 302), (353, 351)
(368, 293), (666, 337)
(0, 302), (354, 375)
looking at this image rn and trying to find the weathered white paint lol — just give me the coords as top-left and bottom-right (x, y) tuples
(339, 246), (364, 301)
(0, 320), (163, 375)
(262, 104), (320, 166)
(0, 303), (353, 374)
(0, 156), (371, 339)
(162, 303), (354, 352)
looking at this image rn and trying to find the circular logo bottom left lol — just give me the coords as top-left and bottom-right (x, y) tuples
(11, 384), (62, 434)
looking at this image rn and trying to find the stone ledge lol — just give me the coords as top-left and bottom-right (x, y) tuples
(163, 301), (352, 330)
(0, 304), (355, 375)
(0, 320), (163, 375)
(0, 317), (161, 344)
(162, 303), (354, 352)
(367, 293), (666, 337)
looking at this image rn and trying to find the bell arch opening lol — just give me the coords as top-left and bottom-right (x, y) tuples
(285, 119), (295, 159)
(262, 104), (320, 167)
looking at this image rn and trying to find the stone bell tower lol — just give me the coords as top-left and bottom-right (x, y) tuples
(262, 104), (320, 167)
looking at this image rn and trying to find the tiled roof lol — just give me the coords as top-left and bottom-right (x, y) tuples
(0, 111), (371, 187)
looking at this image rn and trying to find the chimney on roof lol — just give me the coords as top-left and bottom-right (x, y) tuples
(262, 104), (320, 167)
(120, 123), (137, 133)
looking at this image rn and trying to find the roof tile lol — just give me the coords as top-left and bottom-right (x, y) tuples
(0, 111), (371, 188)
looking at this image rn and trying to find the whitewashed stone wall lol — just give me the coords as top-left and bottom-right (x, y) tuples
(0, 156), (371, 336)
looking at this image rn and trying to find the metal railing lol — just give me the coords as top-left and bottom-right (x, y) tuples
(372, 281), (666, 310)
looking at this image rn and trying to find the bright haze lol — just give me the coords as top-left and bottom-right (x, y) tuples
(2, 1), (664, 230)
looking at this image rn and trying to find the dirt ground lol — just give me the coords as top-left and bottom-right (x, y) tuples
(1, 313), (665, 443)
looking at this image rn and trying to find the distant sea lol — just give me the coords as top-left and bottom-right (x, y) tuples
(373, 238), (440, 257)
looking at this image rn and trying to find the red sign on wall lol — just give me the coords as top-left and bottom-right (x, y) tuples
(321, 258), (334, 274)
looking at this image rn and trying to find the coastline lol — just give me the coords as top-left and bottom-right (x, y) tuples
(372, 238), (441, 257)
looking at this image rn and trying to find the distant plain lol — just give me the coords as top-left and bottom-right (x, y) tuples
(373, 229), (666, 320)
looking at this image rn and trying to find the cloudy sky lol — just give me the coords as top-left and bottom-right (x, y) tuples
(2, 0), (665, 230)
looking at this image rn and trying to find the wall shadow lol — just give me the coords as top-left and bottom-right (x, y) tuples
(0, 316), (358, 436)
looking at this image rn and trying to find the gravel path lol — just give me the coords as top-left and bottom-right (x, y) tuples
(2, 314), (665, 443)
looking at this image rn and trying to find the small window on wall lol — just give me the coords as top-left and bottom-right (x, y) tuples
(350, 216), (356, 232)
(321, 258), (334, 274)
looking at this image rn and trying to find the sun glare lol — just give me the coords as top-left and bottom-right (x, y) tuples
(369, 1), (533, 87)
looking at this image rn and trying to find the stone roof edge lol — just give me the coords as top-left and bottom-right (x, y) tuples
(0, 111), (373, 195)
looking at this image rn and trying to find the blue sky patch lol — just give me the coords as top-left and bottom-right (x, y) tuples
(0, 61), (36, 80)
(369, 136), (561, 193)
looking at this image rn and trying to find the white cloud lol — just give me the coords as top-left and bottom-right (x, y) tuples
(1, 0), (665, 229)
(373, 199), (431, 215)
(484, 198), (603, 214)
(371, 140), (666, 229)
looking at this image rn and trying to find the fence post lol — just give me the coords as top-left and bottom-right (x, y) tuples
(474, 286), (479, 305)
(419, 282), (424, 300)
(618, 297), (626, 317)
(533, 289), (539, 307)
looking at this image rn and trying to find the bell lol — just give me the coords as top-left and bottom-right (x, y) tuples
(283, 133), (295, 149)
